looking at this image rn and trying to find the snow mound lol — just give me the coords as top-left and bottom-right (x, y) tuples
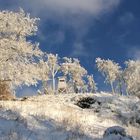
(103, 126), (133, 140)
(0, 93), (139, 140)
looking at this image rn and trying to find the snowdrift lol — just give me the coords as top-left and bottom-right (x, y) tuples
(0, 93), (139, 140)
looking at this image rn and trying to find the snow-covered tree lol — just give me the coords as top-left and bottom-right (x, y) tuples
(47, 54), (60, 93)
(123, 60), (140, 97)
(0, 9), (43, 94)
(96, 58), (121, 94)
(87, 75), (97, 93)
(61, 57), (87, 93)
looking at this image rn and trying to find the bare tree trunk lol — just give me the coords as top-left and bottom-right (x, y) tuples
(126, 89), (129, 96)
(52, 75), (55, 94)
(42, 81), (47, 94)
(118, 79), (123, 96)
(110, 81), (115, 94)
(123, 78), (129, 96)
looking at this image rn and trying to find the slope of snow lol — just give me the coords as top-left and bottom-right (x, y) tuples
(0, 93), (139, 140)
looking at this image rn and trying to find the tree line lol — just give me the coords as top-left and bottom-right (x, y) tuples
(96, 58), (140, 97)
(0, 9), (139, 98)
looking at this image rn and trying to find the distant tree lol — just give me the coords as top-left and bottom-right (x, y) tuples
(61, 57), (87, 93)
(47, 54), (60, 93)
(0, 9), (43, 97)
(96, 58), (121, 94)
(87, 75), (97, 93)
(123, 60), (140, 97)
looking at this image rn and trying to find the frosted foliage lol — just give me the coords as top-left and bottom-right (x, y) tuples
(0, 9), (43, 87)
(47, 54), (60, 76)
(0, 9), (39, 39)
(36, 60), (49, 81)
(96, 58), (121, 84)
(61, 57), (87, 87)
(123, 60), (140, 96)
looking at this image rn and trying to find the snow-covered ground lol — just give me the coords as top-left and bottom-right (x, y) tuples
(0, 93), (139, 140)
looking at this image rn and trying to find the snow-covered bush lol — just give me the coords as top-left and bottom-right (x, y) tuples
(116, 100), (140, 127)
(103, 126), (133, 140)
(103, 126), (126, 137)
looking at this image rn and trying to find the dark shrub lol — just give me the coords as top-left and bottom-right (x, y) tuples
(76, 97), (98, 109)
(0, 81), (14, 100)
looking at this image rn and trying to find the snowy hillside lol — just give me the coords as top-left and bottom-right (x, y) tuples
(0, 93), (140, 140)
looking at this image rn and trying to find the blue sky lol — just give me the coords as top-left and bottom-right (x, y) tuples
(0, 0), (140, 93)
